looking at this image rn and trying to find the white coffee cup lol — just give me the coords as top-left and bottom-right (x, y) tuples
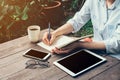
(27, 25), (40, 43)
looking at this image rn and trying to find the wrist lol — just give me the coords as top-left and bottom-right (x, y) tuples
(72, 41), (81, 49)
(52, 30), (62, 37)
(52, 31), (57, 37)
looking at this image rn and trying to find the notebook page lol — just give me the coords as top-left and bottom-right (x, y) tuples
(37, 35), (76, 52)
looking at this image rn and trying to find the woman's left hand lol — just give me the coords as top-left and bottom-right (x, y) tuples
(52, 41), (80, 54)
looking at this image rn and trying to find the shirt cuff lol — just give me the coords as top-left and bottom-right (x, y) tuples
(67, 19), (77, 33)
(67, 19), (83, 33)
(103, 40), (119, 54)
(103, 40), (110, 53)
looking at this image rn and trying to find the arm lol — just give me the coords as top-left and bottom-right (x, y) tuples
(42, 0), (91, 45)
(42, 23), (73, 45)
(52, 23), (74, 37)
(53, 24), (120, 54)
(52, 41), (106, 54)
(79, 41), (106, 50)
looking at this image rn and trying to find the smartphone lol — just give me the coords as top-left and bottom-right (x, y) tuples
(23, 49), (51, 60)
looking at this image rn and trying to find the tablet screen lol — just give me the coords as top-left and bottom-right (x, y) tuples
(58, 50), (102, 73)
(54, 49), (106, 77)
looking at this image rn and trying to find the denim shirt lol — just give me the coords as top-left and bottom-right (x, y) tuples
(67, 0), (120, 54)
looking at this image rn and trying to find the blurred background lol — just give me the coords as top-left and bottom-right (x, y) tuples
(0, 0), (93, 43)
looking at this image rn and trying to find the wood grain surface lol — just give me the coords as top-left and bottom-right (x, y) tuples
(0, 29), (120, 80)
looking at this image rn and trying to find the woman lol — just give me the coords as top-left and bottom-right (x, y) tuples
(42, 0), (120, 54)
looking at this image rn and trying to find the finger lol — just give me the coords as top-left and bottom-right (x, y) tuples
(83, 38), (92, 42)
(52, 47), (61, 54)
(49, 36), (55, 45)
(42, 33), (50, 45)
(60, 47), (70, 51)
(53, 47), (69, 54)
(51, 49), (54, 54)
(51, 47), (58, 54)
(46, 33), (51, 45)
(42, 39), (49, 45)
(55, 50), (69, 54)
(46, 38), (50, 45)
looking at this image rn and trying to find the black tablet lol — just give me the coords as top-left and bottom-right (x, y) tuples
(53, 49), (107, 77)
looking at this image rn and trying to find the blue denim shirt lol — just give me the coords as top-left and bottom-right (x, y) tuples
(67, 0), (120, 54)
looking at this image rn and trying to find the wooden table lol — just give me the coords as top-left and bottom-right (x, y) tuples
(0, 29), (120, 80)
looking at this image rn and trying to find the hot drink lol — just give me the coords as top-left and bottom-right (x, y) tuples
(27, 25), (40, 43)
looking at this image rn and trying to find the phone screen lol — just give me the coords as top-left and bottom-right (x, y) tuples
(24, 49), (49, 59)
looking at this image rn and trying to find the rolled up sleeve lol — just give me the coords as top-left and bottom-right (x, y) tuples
(67, 0), (91, 33)
(103, 25), (120, 54)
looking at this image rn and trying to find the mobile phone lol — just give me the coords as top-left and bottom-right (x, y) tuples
(23, 49), (51, 61)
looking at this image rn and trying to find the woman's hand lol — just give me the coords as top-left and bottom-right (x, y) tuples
(42, 32), (56, 45)
(42, 23), (74, 45)
(51, 37), (93, 54)
(52, 41), (80, 54)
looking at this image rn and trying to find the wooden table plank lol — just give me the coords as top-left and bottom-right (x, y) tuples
(60, 56), (120, 80)
(0, 36), (31, 58)
(91, 63), (120, 80)
(0, 46), (67, 80)
(4, 66), (67, 80)
(30, 66), (68, 80)
(0, 29), (119, 80)
(2, 66), (67, 80)
(0, 50), (29, 79)
(0, 49), (28, 68)
(0, 46), (119, 80)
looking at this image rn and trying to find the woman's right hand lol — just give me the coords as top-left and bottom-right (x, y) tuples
(42, 32), (56, 45)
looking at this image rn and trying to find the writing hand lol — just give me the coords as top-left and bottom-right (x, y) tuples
(42, 32), (56, 45)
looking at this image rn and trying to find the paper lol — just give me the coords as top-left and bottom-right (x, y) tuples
(37, 35), (78, 52)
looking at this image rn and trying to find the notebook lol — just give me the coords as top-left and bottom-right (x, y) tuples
(37, 34), (93, 52)
(37, 35), (79, 52)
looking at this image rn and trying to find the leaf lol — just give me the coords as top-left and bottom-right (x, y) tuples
(0, 0), (4, 6)
(30, 0), (35, 5)
(15, 17), (20, 21)
(6, 21), (15, 29)
(0, 14), (4, 21)
(15, 6), (21, 15)
(22, 3), (29, 14)
(21, 4), (29, 20)
(21, 13), (28, 20)
(2, 5), (9, 14)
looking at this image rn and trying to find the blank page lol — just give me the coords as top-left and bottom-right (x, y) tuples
(37, 35), (76, 52)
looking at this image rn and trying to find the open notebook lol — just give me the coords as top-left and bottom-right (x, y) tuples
(37, 35), (79, 52)
(37, 35), (93, 52)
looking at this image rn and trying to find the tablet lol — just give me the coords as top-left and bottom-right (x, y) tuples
(53, 49), (107, 77)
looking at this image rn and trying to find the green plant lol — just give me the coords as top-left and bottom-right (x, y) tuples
(0, 0), (63, 43)
(0, 0), (54, 29)
(74, 20), (93, 37)
(0, 0), (30, 29)
(63, 0), (93, 37)
(70, 0), (85, 11)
